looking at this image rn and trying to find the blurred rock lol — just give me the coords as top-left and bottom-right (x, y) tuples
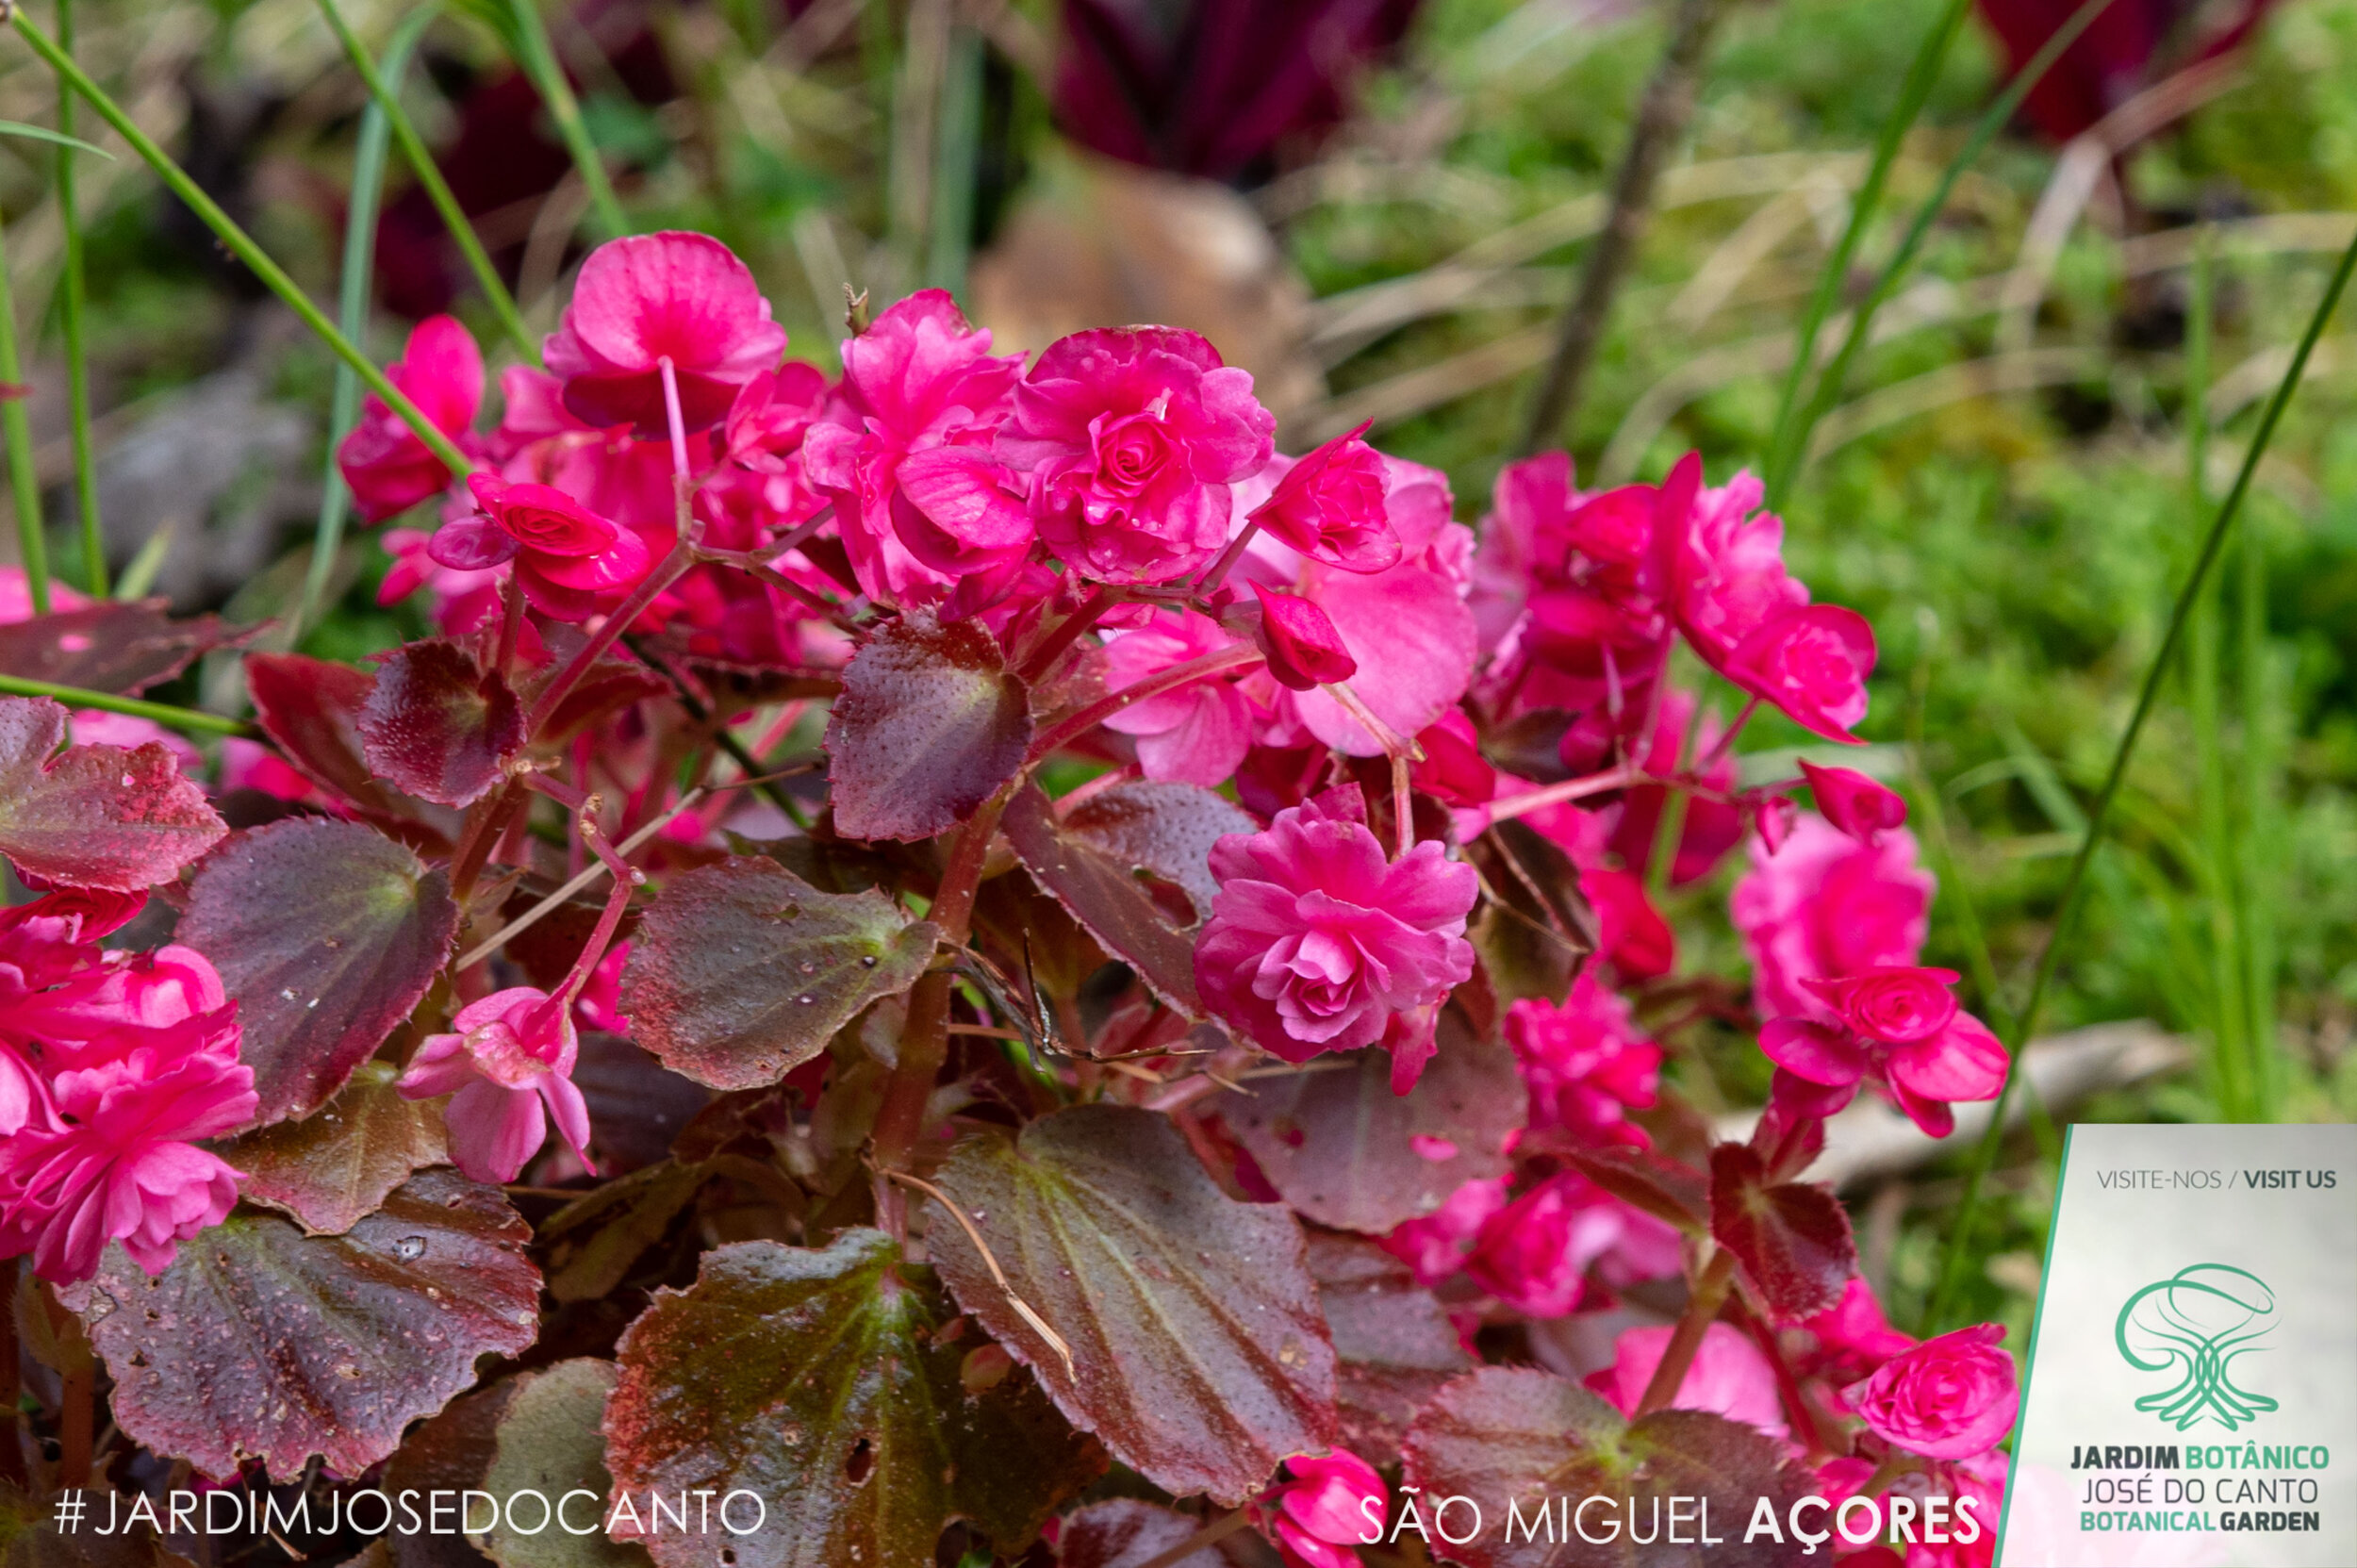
(969, 156), (1327, 437)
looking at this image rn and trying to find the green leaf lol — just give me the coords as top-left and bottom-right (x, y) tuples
(1400, 1367), (1812, 1568)
(0, 695), (224, 890)
(1214, 1014), (1524, 1234)
(824, 610), (1031, 841)
(603, 1230), (1102, 1568)
(179, 817), (461, 1124)
(1308, 1231), (1472, 1467)
(216, 1061), (451, 1234)
(80, 1170), (541, 1477)
(1000, 783), (1204, 1015)
(480, 1361), (648, 1568)
(922, 1104), (1338, 1504)
(620, 856), (939, 1090)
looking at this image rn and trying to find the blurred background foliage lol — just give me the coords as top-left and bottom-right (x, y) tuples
(0, 0), (2352, 1337)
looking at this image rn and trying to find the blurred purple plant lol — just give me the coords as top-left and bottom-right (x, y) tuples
(1055, 0), (1424, 184)
(1974, 0), (2278, 144)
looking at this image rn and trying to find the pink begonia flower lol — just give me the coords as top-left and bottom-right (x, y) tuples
(1194, 786), (1476, 1092)
(0, 924), (252, 1285)
(1844, 1324), (2019, 1461)
(0, 565), (86, 622)
(1463, 1173), (1634, 1317)
(1251, 583), (1357, 691)
(1589, 1321), (1790, 1441)
(804, 289), (1024, 605)
(571, 942), (633, 1037)
(219, 737), (330, 809)
(1410, 707), (1496, 808)
(1580, 867), (1676, 981)
(1381, 1175), (1508, 1285)
(1800, 758), (1908, 845)
(1729, 603), (1877, 744)
(694, 366), (832, 550)
(890, 445), (1038, 619)
(1796, 1277), (1917, 1411)
(398, 986), (595, 1185)
(1732, 814), (1934, 1025)
(435, 474), (653, 621)
(488, 366), (676, 536)
(1504, 974), (1660, 1147)
(67, 710), (202, 775)
(1752, 789), (1799, 853)
(1268, 1450), (1385, 1568)
(1763, 966), (2008, 1137)
(544, 232), (787, 437)
(338, 315), (483, 521)
(380, 525), (505, 636)
(1605, 687), (1745, 887)
(1099, 610), (1254, 787)
(999, 325), (1274, 584)
(1230, 457), (1475, 756)
(1247, 420), (1400, 573)
(1657, 459), (1809, 672)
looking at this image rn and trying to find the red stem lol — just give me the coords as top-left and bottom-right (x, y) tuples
(1026, 644), (1262, 763)
(871, 789), (1012, 1202)
(1193, 520), (1261, 599)
(0, 1260), (21, 1488)
(524, 539), (698, 734)
(1482, 766), (1642, 823)
(1016, 586), (1124, 684)
(1633, 1248), (1737, 1417)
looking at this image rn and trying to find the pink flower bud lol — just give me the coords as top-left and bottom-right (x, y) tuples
(1844, 1323), (2019, 1461)
(1799, 759), (1907, 844)
(1249, 421), (1401, 573)
(1251, 583), (1359, 691)
(1270, 1449), (1386, 1568)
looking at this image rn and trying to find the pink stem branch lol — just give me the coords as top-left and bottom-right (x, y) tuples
(1483, 766), (1643, 823)
(1025, 644), (1262, 763)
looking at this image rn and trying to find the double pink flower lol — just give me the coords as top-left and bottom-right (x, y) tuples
(1762, 965), (2008, 1136)
(1193, 786), (1475, 1092)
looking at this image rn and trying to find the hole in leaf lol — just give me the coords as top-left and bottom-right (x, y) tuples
(844, 1436), (874, 1484)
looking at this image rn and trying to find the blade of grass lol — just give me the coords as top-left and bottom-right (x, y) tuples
(56, 0), (103, 598)
(2182, 230), (2252, 1116)
(112, 517), (171, 600)
(11, 11), (474, 480)
(294, 6), (438, 646)
(0, 674), (255, 735)
(1925, 221), (2357, 1331)
(0, 119), (108, 157)
(505, 0), (628, 240)
(0, 214), (45, 616)
(1758, 0), (1971, 495)
(1763, 0), (2123, 509)
(315, 0), (535, 363)
(2235, 499), (2282, 1119)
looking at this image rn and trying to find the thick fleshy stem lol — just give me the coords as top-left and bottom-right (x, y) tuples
(872, 788), (1010, 1225)
(1016, 585), (1125, 684)
(1698, 693), (1761, 772)
(1192, 520), (1261, 599)
(1728, 1291), (1848, 1459)
(1130, 1506), (1256, 1568)
(493, 576), (525, 675)
(523, 540), (697, 735)
(1025, 644), (1262, 764)
(1633, 1247), (1738, 1418)
(1481, 767), (1643, 824)
(57, 1320), (91, 1488)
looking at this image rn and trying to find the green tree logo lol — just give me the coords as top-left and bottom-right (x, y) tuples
(2115, 1264), (2280, 1431)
